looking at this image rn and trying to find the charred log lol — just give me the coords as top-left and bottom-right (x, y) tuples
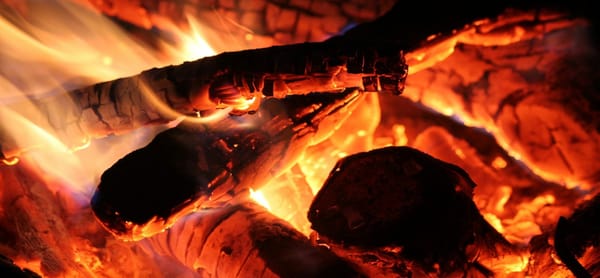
(308, 146), (515, 275)
(0, 38), (407, 160)
(91, 90), (364, 241)
(145, 202), (363, 277)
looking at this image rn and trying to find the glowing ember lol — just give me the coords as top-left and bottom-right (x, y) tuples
(492, 156), (508, 169)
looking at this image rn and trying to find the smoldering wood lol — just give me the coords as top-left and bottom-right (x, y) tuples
(401, 12), (600, 188)
(376, 95), (583, 240)
(0, 163), (185, 278)
(145, 202), (363, 278)
(526, 194), (600, 277)
(0, 37), (407, 160)
(69, 0), (396, 50)
(0, 164), (83, 276)
(308, 146), (515, 275)
(553, 194), (600, 277)
(91, 90), (364, 241)
(344, 0), (596, 50)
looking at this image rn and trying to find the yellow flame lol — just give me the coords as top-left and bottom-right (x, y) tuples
(157, 14), (216, 62)
(0, 107), (93, 198)
(2, 156), (19, 166)
(249, 188), (272, 211)
(0, 1), (220, 201)
(392, 124), (408, 146)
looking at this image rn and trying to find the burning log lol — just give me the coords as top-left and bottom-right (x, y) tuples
(91, 90), (364, 241)
(308, 146), (516, 275)
(144, 202), (363, 277)
(0, 38), (407, 160)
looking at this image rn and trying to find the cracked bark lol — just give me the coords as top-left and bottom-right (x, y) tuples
(403, 20), (600, 189)
(0, 38), (407, 160)
(375, 95), (582, 243)
(71, 0), (396, 51)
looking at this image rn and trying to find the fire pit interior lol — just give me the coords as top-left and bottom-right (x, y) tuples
(1, 0), (599, 277)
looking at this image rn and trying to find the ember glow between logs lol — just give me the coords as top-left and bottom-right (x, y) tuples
(1, 0), (599, 277)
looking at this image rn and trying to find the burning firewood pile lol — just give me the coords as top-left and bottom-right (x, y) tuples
(1, 0), (599, 277)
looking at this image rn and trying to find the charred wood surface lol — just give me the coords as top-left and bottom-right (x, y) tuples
(71, 0), (396, 50)
(0, 38), (407, 160)
(145, 203), (363, 277)
(91, 90), (363, 241)
(308, 146), (515, 275)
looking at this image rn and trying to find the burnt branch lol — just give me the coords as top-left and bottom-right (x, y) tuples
(0, 38), (407, 160)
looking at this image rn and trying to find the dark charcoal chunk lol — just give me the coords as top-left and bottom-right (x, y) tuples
(308, 146), (512, 273)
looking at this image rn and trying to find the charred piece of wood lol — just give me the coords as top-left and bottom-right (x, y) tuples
(553, 194), (600, 277)
(0, 37), (407, 160)
(145, 202), (363, 277)
(0, 254), (40, 278)
(308, 146), (514, 275)
(91, 90), (363, 241)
